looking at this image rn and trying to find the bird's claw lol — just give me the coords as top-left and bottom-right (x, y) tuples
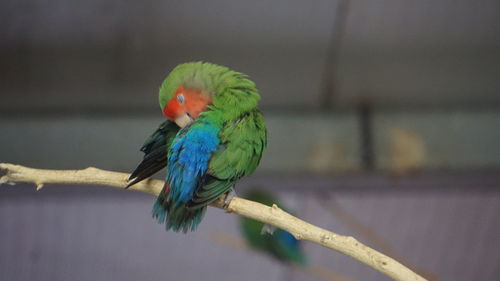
(223, 188), (237, 209)
(261, 224), (276, 235)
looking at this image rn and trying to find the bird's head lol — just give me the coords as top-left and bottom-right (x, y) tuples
(162, 85), (211, 128)
(159, 62), (261, 128)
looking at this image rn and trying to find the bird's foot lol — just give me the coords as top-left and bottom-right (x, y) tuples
(223, 188), (237, 209)
(260, 224), (276, 235)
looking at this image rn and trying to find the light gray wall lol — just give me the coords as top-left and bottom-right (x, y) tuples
(2, 112), (499, 172)
(1, 183), (499, 281)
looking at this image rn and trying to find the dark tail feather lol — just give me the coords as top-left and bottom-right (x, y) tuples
(126, 120), (178, 188)
(152, 199), (206, 233)
(126, 161), (166, 188)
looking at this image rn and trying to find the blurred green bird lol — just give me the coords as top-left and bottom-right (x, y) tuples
(240, 189), (307, 266)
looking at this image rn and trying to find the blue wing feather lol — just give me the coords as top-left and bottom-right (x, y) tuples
(167, 120), (220, 204)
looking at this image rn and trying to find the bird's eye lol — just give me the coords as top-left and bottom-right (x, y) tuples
(177, 94), (185, 104)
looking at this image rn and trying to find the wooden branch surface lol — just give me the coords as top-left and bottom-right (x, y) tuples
(0, 163), (426, 281)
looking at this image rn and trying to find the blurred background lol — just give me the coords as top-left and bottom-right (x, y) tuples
(1, 1), (499, 280)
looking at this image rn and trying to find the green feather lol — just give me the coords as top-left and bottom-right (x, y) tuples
(185, 109), (266, 210)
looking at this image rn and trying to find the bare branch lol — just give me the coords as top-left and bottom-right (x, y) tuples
(0, 163), (426, 281)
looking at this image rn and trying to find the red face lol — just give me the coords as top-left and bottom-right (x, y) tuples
(162, 86), (211, 121)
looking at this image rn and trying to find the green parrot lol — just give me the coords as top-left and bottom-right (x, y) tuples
(240, 189), (308, 266)
(127, 62), (267, 233)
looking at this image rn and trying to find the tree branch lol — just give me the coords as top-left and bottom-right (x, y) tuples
(0, 163), (426, 281)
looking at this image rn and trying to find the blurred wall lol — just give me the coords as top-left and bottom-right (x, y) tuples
(1, 183), (499, 281)
(1, 0), (499, 109)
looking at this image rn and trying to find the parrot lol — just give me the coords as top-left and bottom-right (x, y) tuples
(240, 189), (307, 266)
(127, 62), (267, 233)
